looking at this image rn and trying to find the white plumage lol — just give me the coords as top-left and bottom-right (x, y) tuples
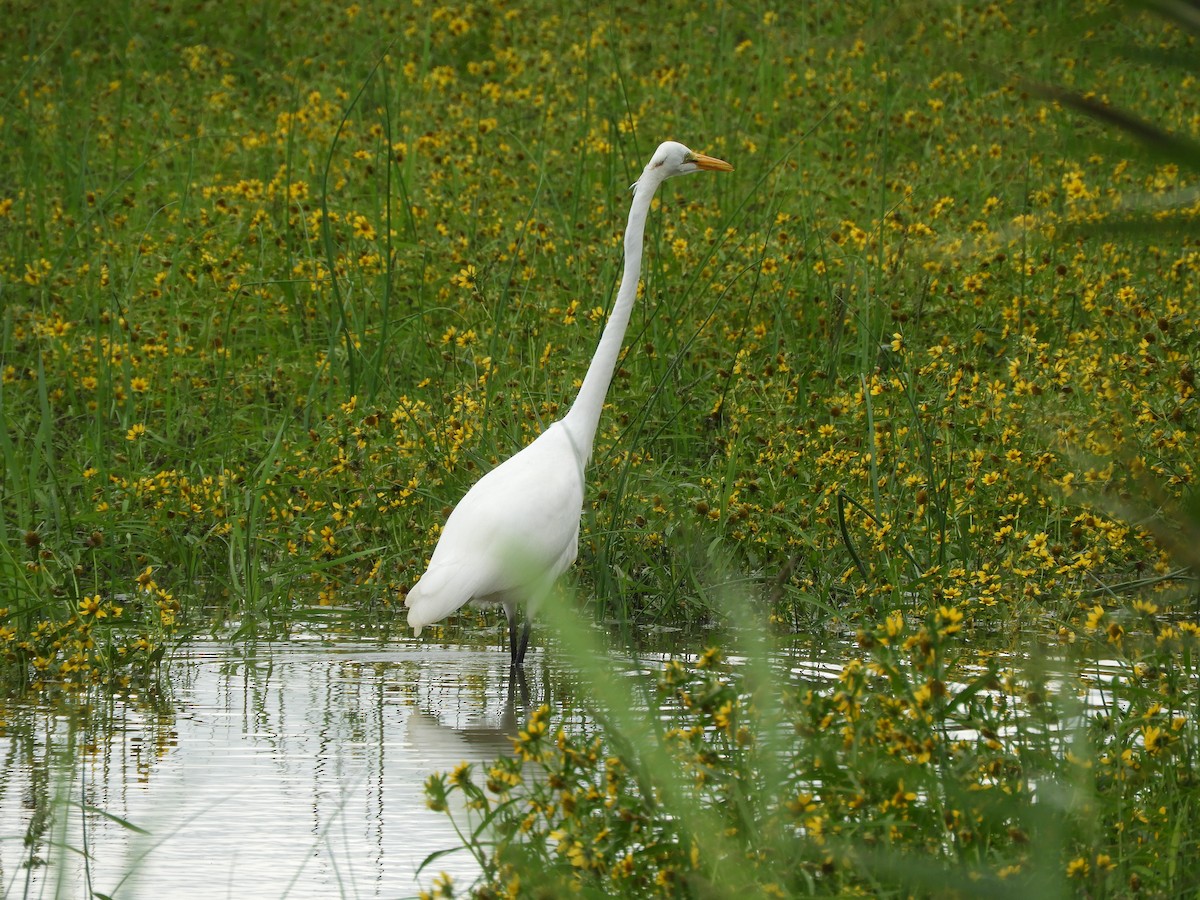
(405, 141), (733, 665)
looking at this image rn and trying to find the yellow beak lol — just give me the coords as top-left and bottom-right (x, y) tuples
(690, 152), (734, 172)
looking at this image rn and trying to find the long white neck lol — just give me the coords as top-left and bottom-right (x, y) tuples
(561, 172), (665, 460)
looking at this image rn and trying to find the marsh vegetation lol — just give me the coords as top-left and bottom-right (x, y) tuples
(2, 0), (1199, 895)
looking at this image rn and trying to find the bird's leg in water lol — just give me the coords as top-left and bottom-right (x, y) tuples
(504, 603), (533, 667)
(507, 609), (520, 666)
(515, 619), (531, 667)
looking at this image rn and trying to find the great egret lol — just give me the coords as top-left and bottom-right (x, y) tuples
(405, 141), (733, 666)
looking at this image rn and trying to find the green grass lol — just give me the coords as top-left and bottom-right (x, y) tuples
(2, 0), (1200, 893)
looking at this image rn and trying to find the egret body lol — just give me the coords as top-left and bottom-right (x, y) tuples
(405, 141), (732, 665)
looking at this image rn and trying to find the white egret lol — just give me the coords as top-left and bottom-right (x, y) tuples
(405, 141), (733, 666)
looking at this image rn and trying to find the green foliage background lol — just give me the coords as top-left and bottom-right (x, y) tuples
(0, 0), (1195, 707)
(3, 0), (1200, 895)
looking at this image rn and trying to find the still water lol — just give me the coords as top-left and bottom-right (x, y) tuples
(0, 639), (600, 900)
(0, 632), (1120, 899)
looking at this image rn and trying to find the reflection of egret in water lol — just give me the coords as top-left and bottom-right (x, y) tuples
(0, 644), (556, 899)
(406, 666), (532, 766)
(404, 664), (537, 880)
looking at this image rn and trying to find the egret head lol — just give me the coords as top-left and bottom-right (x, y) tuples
(634, 141), (733, 193)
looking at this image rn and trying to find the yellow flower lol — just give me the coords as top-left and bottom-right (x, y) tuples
(713, 700), (734, 731)
(451, 265), (476, 290)
(1143, 725), (1168, 756)
(126, 423), (146, 441)
(884, 610), (905, 642)
(79, 594), (105, 617)
(696, 646), (722, 669)
(351, 214), (376, 241)
(936, 605), (963, 636)
(137, 566), (157, 593)
(787, 792), (817, 814)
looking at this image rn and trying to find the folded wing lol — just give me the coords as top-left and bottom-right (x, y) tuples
(405, 422), (585, 634)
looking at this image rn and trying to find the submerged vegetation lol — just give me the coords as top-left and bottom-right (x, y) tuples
(2, 0), (1200, 894)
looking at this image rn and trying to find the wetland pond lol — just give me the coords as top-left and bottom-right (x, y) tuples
(0, 635), (843, 899)
(1, 639), (551, 898)
(1, 633), (1125, 899)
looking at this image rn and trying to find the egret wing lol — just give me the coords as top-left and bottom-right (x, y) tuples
(405, 423), (585, 632)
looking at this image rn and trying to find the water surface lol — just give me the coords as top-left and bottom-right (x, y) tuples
(1, 632), (1119, 898)
(1, 641), (574, 899)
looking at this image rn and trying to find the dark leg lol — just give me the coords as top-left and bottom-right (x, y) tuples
(515, 619), (532, 667)
(504, 602), (532, 668)
(507, 610), (520, 667)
